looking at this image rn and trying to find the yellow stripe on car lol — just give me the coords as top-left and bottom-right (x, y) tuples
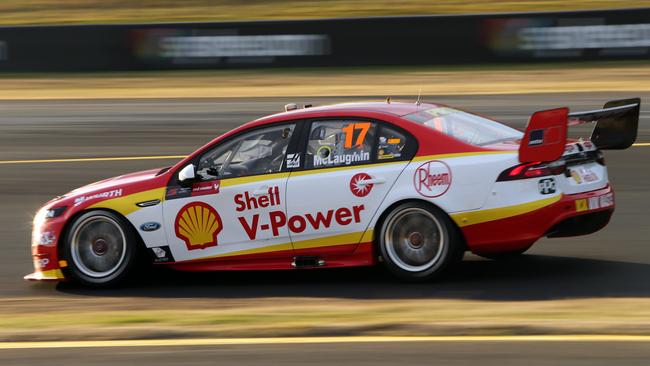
(292, 230), (374, 250)
(220, 172), (291, 187)
(289, 161), (404, 177)
(451, 195), (561, 227)
(89, 187), (166, 216)
(179, 230), (374, 263)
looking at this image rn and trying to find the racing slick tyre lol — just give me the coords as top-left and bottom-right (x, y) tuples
(476, 245), (532, 260)
(379, 202), (463, 282)
(62, 210), (139, 288)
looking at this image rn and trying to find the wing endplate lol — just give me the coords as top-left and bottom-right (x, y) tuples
(519, 107), (568, 163)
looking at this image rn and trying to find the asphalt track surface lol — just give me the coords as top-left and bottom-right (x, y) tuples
(2, 339), (650, 365)
(0, 93), (649, 363)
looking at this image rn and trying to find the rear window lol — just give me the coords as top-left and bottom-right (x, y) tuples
(405, 107), (522, 146)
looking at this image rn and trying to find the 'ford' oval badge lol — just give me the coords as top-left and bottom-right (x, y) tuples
(140, 222), (161, 232)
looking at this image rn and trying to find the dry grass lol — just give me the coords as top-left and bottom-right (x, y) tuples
(0, 63), (649, 100)
(2, 296), (650, 341)
(0, 0), (647, 25)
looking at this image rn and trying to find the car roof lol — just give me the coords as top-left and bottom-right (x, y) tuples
(171, 100), (489, 172)
(255, 101), (440, 123)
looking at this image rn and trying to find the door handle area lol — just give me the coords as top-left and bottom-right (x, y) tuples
(358, 177), (386, 186)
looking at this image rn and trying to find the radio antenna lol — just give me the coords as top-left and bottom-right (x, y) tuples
(415, 87), (421, 106)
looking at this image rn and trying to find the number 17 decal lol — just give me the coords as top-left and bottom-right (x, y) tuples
(342, 122), (371, 148)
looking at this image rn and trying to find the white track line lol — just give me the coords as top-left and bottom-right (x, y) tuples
(1, 335), (650, 350)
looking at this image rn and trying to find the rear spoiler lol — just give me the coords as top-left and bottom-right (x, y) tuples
(519, 98), (640, 163)
(568, 98), (640, 150)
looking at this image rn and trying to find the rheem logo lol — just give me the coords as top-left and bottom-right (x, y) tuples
(175, 202), (223, 250)
(413, 160), (451, 198)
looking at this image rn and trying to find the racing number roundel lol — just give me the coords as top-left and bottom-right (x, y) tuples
(175, 202), (223, 250)
(350, 173), (373, 197)
(413, 160), (452, 198)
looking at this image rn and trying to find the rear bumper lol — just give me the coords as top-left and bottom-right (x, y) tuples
(462, 185), (614, 254)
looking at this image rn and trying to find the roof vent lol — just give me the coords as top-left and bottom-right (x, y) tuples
(285, 103), (298, 112)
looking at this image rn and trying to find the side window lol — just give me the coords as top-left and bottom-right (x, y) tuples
(197, 124), (295, 180)
(305, 120), (376, 169)
(377, 125), (409, 161)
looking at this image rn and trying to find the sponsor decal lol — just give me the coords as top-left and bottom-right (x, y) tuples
(234, 185), (364, 240)
(149, 246), (175, 263)
(564, 144), (578, 154)
(528, 129), (544, 146)
(571, 170), (582, 184)
(166, 186), (192, 200)
(157, 34), (330, 58)
(286, 153), (301, 168)
(38, 231), (57, 246)
(413, 160), (452, 198)
(599, 192), (614, 208)
(191, 180), (220, 197)
(538, 178), (556, 195)
(313, 149), (370, 167)
(234, 186), (281, 212)
(175, 202), (223, 251)
(140, 222), (161, 232)
(152, 247), (166, 258)
(377, 136), (403, 160)
(575, 192), (614, 212)
(485, 19), (650, 59)
(73, 189), (123, 206)
(583, 170), (598, 182)
(570, 167), (598, 184)
(349, 173), (373, 197)
(35, 257), (50, 269)
(519, 23), (650, 51)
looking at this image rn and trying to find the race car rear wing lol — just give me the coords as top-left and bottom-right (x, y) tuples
(568, 98), (640, 150)
(519, 98), (640, 163)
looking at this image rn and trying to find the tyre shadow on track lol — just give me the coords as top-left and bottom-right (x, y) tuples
(56, 254), (650, 301)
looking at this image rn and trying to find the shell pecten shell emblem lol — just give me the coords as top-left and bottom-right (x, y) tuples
(175, 202), (223, 250)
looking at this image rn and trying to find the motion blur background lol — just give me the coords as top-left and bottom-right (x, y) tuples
(1, 1), (650, 365)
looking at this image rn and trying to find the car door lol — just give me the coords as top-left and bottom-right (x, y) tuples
(285, 119), (415, 256)
(162, 122), (301, 263)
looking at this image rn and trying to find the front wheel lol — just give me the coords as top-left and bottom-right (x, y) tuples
(379, 202), (463, 282)
(62, 210), (139, 287)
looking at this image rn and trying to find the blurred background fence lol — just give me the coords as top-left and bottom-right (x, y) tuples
(0, 7), (648, 72)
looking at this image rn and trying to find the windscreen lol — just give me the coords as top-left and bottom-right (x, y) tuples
(405, 106), (523, 146)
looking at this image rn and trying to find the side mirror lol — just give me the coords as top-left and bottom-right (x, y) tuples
(178, 164), (196, 183)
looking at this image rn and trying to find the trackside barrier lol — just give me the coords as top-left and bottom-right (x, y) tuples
(0, 8), (648, 71)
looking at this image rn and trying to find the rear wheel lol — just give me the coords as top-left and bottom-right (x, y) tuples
(63, 210), (139, 287)
(379, 202), (463, 282)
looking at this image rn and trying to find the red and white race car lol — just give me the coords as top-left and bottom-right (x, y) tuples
(26, 99), (640, 286)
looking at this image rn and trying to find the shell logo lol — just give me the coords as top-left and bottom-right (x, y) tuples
(174, 202), (223, 250)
